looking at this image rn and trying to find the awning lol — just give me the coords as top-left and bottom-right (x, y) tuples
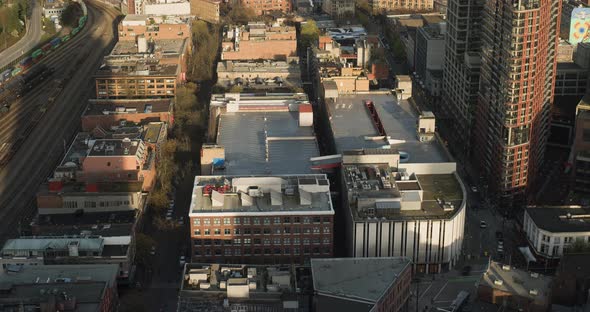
(519, 246), (537, 263)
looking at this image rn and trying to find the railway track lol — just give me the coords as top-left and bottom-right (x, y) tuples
(0, 6), (99, 146)
(0, 0), (121, 241)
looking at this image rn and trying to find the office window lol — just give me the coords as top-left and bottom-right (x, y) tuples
(224, 218), (231, 225)
(224, 229), (231, 235)
(214, 229), (221, 235)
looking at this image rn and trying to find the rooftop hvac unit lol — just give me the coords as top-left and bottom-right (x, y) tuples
(494, 279), (504, 286)
(529, 289), (538, 296)
(530, 272), (539, 278)
(502, 265), (511, 271)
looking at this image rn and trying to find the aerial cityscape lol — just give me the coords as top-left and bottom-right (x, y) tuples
(1, 0), (590, 311)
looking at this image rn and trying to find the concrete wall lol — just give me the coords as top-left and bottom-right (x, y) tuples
(398, 162), (456, 175)
(144, 2), (191, 15)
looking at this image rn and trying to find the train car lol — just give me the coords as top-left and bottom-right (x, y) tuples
(11, 67), (21, 77)
(32, 49), (44, 63)
(42, 42), (53, 52)
(50, 37), (62, 50)
(62, 34), (71, 42)
(71, 27), (80, 36)
(19, 57), (33, 71)
(0, 69), (12, 84)
(78, 15), (87, 27)
(19, 65), (53, 94)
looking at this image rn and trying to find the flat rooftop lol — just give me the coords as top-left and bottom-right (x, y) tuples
(217, 60), (300, 73)
(0, 264), (118, 285)
(39, 181), (144, 195)
(345, 163), (463, 221)
(311, 257), (411, 304)
(189, 175), (334, 215)
(0, 283), (109, 312)
(122, 14), (190, 25)
(110, 38), (186, 56)
(212, 93), (319, 175)
(526, 206), (590, 232)
(95, 61), (178, 77)
(480, 262), (551, 303)
(33, 210), (137, 237)
(179, 263), (311, 312)
(327, 94), (449, 163)
(85, 99), (172, 116)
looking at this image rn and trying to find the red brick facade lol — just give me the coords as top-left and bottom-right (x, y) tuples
(190, 215), (334, 264)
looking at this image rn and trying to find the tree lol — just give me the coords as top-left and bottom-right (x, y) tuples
(60, 2), (82, 28)
(148, 188), (169, 211)
(222, 4), (256, 25)
(300, 19), (320, 50)
(134, 233), (156, 266)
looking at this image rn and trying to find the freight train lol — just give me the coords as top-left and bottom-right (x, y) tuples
(0, 65), (54, 108)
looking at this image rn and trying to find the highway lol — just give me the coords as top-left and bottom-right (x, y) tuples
(0, 0), (120, 242)
(0, 0), (44, 69)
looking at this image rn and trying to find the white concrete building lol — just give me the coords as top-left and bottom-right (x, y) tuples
(325, 94), (467, 273)
(524, 205), (590, 259)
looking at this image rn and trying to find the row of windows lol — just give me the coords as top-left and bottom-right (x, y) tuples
(194, 246), (331, 256)
(193, 237), (331, 246)
(193, 216), (331, 226)
(64, 200), (132, 209)
(98, 79), (176, 84)
(193, 226), (331, 236)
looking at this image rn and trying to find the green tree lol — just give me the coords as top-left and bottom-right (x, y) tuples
(222, 4), (256, 25)
(60, 2), (82, 28)
(134, 233), (156, 266)
(300, 19), (320, 50)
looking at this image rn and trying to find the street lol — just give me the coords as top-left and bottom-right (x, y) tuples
(0, 0), (44, 69)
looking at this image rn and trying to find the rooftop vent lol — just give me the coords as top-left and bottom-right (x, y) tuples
(494, 279), (504, 286)
(529, 289), (538, 296)
(530, 272), (539, 278)
(502, 265), (511, 271)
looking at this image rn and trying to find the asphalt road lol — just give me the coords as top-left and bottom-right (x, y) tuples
(0, 0), (44, 69)
(0, 0), (119, 242)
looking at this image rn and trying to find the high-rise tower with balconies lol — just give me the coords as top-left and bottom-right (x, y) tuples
(474, 0), (561, 205)
(440, 0), (484, 161)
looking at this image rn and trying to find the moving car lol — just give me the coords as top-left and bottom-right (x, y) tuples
(480, 221), (487, 228)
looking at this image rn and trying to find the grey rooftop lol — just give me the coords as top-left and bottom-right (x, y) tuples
(327, 94), (449, 163)
(311, 257), (411, 303)
(189, 175), (334, 215)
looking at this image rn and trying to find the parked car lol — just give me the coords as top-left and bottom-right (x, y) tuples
(150, 246), (156, 255)
(179, 256), (186, 267)
(480, 221), (487, 228)
(471, 186), (478, 193)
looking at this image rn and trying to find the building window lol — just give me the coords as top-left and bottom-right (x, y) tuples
(303, 217), (311, 224)
(243, 218), (250, 225)
(204, 229), (210, 236)
(284, 238), (290, 245)
(234, 228), (241, 235)
(273, 217), (281, 224)
(224, 239), (232, 245)
(284, 227), (291, 234)
(194, 230), (201, 235)
(552, 245), (559, 256)
(540, 244), (548, 254)
(224, 218), (231, 225)
(214, 229), (221, 235)
(322, 217), (330, 223)
(313, 216), (321, 223)
(273, 238), (281, 244)
(323, 227), (330, 234)
(263, 218), (271, 225)
(224, 229), (231, 235)
(234, 217), (241, 225)
(194, 239), (202, 246)
(294, 217), (301, 223)
(313, 227), (320, 233)
(303, 238), (310, 245)
(233, 239), (241, 244)
(194, 219), (201, 226)
(264, 238), (271, 245)
(283, 217), (291, 223)
(554, 237), (560, 244)
(244, 238), (251, 244)
(214, 218), (221, 225)
(254, 238), (261, 245)
(214, 240), (221, 246)
(244, 228), (252, 235)
(322, 238), (330, 244)
(263, 228), (271, 235)
(204, 218), (211, 225)
(253, 218), (260, 225)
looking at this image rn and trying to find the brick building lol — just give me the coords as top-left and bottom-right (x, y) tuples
(190, 0), (220, 23)
(221, 22), (297, 61)
(189, 175), (335, 264)
(235, 0), (291, 15)
(311, 257), (412, 312)
(370, 0), (433, 14)
(117, 15), (191, 42)
(81, 99), (174, 132)
(0, 264), (119, 312)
